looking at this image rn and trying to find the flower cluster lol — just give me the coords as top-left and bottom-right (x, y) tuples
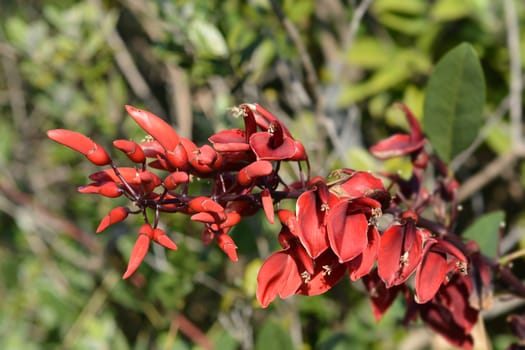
(48, 104), (486, 349)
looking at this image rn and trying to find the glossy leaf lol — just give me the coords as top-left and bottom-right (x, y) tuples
(423, 43), (485, 163)
(462, 211), (504, 259)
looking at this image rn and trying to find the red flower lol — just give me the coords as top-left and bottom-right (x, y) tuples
(346, 224), (380, 281)
(256, 211), (314, 307)
(122, 224), (178, 279)
(363, 268), (406, 321)
(415, 238), (467, 304)
(369, 104), (425, 159)
(295, 180), (340, 259)
(47, 129), (112, 166)
(418, 275), (479, 349)
(377, 211), (425, 287)
(296, 249), (347, 296)
(326, 197), (380, 264)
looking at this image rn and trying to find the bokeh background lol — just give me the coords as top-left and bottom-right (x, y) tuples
(1, 0), (524, 349)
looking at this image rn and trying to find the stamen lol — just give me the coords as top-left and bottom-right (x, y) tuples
(399, 251), (409, 267)
(301, 271), (311, 283)
(322, 265), (332, 276)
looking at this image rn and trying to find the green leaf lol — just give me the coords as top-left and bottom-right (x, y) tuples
(188, 19), (229, 58)
(255, 319), (294, 350)
(431, 0), (473, 21)
(423, 43), (485, 163)
(462, 211), (505, 258)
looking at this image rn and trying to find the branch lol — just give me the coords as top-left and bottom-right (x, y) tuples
(503, 0), (523, 148)
(268, 0), (320, 105)
(458, 146), (525, 202)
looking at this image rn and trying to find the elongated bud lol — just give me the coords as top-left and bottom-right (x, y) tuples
(47, 129), (112, 166)
(113, 139), (146, 163)
(125, 105), (180, 151)
(152, 228), (178, 250)
(96, 206), (129, 233)
(216, 232), (238, 262)
(78, 182), (122, 198)
(191, 211), (220, 224)
(164, 171), (189, 190)
(123, 233), (151, 279)
(261, 189), (274, 224)
(237, 160), (273, 186)
(188, 196), (224, 214)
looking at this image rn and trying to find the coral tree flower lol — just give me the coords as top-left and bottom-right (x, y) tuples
(415, 237), (468, 304)
(378, 211), (424, 287)
(256, 210), (313, 307)
(418, 275), (479, 349)
(369, 104), (425, 159)
(47, 129), (112, 166)
(295, 179), (340, 259)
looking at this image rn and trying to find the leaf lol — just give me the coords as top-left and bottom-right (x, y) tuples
(188, 19), (229, 58)
(255, 319), (294, 350)
(431, 0), (473, 21)
(423, 43), (485, 163)
(462, 211), (505, 259)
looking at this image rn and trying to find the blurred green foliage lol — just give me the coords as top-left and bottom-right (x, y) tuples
(1, 0), (524, 349)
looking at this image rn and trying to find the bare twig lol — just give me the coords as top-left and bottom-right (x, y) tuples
(458, 146), (525, 202)
(342, 0), (374, 59)
(503, 0), (523, 148)
(268, 0), (320, 105)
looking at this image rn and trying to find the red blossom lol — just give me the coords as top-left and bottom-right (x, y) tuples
(295, 183), (339, 259)
(96, 206), (129, 233)
(377, 212), (424, 287)
(122, 224), (154, 279)
(47, 129), (112, 166)
(369, 104), (425, 159)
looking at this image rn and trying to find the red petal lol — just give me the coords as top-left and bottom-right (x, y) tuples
(47, 129), (111, 166)
(165, 143), (189, 169)
(218, 212), (242, 229)
(122, 234), (151, 279)
(252, 104), (292, 138)
(348, 226), (380, 281)
(153, 228), (178, 250)
(419, 302), (474, 349)
(362, 269), (404, 321)
(209, 129), (246, 144)
(237, 160), (274, 186)
(297, 250), (346, 296)
(113, 139), (146, 163)
(96, 206), (129, 233)
(377, 222), (423, 287)
(261, 189), (275, 224)
(326, 201), (369, 263)
(249, 132), (296, 160)
(89, 167), (139, 184)
(216, 232), (238, 262)
(370, 134), (425, 159)
(164, 171), (189, 190)
(47, 129), (97, 154)
(125, 105), (180, 151)
(296, 191), (329, 259)
(256, 251), (301, 307)
(191, 211), (220, 224)
(339, 171), (386, 199)
(78, 182), (122, 198)
(396, 103), (424, 142)
(415, 250), (447, 304)
(188, 196), (224, 214)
